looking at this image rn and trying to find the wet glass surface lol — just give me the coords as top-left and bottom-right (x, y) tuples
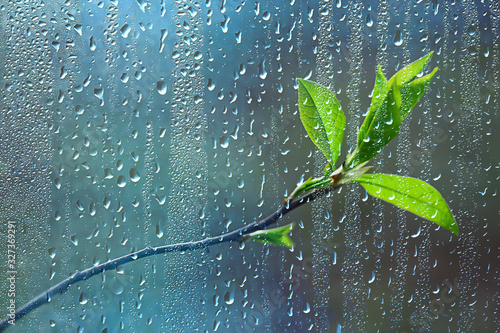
(0, 1), (498, 332)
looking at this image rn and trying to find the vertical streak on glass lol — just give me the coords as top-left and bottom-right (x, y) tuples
(262, 12), (275, 330)
(0, 1), (52, 326)
(391, 1), (411, 329)
(371, 0), (389, 322)
(457, 0), (481, 330)
(414, 4), (432, 325)
(50, 0), (82, 291)
(164, 1), (208, 330)
(439, 4), (463, 332)
(488, 1), (499, 329)
(311, 0), (335, 330)
(343, 1), (367, 331)
(376, 0), (389, 70)
(294, 6), (313, 330)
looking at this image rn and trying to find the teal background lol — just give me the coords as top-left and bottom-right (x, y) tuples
(0, 0), (498, 332)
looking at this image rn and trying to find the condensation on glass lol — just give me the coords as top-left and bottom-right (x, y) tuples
(0, 0), (497, 332)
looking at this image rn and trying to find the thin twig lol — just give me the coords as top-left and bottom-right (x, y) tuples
(0, 187), (332, 331)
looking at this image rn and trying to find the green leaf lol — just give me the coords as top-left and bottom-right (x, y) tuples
(286, 176), (332, 203)
(392, 51), (434, 86)
(346, 52), (437, 169)
(355, 65), (390, 150)
(354, 174), (458, 235)
(298, 79), (346, 171)
(246, 223), (295, 248)
(332, 162), (371, 186)
(399, 67), (438, 119)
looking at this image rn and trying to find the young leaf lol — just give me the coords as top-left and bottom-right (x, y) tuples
(332, 162), (371, 186)
(392, 51), (434, 86)
(354, 174), (458, 235)
(346, 52), (437, 169)
(355, 65), (390, 150)
(399, 67), (438, 120)
(246, 223), (295, 248)
(286, 176), (332, 203)
(298, 79), (346, 172)
(346, 66), (393, 168)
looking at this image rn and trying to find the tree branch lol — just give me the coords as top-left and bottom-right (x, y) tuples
(0, 187), (331, 331)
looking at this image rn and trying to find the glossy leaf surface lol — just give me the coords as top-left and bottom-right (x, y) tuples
(298, 79), (345, 171)
(347, 52), (437, 168)
(354, 173), (458, 235)
(247, 223), (295, 248)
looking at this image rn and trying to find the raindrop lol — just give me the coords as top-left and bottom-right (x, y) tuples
(89, 36), (96, 51)
(94, 88), (104, 106)
(48, 247), (56, 259)
(120, 73), (129, 83)
(117, 175), (127, 187)
(157, 81), (167, 95)
(136, 0), (147, 12)
(220, 15), (230, 33)
(75, 105), (85, 115)
(224, 291), (234, 305)
(79, 292), (88, 305)
(368, 271), (376, 283)
(207, 78), (215, 91)
(103, 197), (111, 209)
(120, 24), (131, 38)
(104, 168), (114, 179)
(52, 41), (60, 52)
(76, 200), (84, 211)
(366, 14), (373, 27)
(60, 66), (67, 79)
(74, 24), (83, 35)
(155, 194), (166, 205)
(159, 29), (168, 53)
(89, 202), (96, 216)
(258, 58), (267, 79)
(156, 223), (163, 238)
(154, 160), (161, 173)
(129, 169), (141, 182)
(393, 30), (403, 46)
(219, 136), (229, 148)
(54, 178), (61, 189)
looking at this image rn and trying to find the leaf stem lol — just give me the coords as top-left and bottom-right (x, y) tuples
(0, 186), (333, 331)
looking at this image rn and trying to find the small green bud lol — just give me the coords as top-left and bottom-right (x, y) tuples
(246, 223), (295, 248)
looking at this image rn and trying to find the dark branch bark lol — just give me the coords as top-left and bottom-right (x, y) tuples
(0, 188), (330, 331)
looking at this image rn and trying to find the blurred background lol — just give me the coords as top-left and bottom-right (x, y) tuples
(0, 0), (498, 332)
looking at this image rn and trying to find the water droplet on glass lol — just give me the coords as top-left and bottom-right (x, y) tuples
(129, 168), (141, 182)
(258, 58), (267, 79)
(89, 36), (96, 51)
(224, 291), (234, 305)
(219, 136), (229, 148)
(156, 223), (164, 238)
(120, 24), (131, 38)
(104, 168), (114, 179)
(366, 14), (373, 27)
(157, 81), (167, 95)
(117, 175), (127, 187)
(79, 292), (88, 305)
(393, 30), (403, 46)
